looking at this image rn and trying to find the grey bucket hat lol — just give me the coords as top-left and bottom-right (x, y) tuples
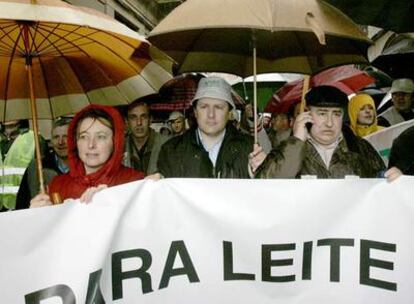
(390, 78), (414, 94)
(191, 77), (236, 109)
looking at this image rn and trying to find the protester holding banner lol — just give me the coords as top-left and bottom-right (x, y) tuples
(377, 78), (414, 127)
(157, 77), (253, 178)
(250, 86), (386, 178)
(348, 93), (384, 137)
(30, 104), (145, 206)
(16, 117), (72, 210)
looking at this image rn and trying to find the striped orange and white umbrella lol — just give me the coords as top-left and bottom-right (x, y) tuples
(0, 0), (173, 192)
(0, 0), (172, 122)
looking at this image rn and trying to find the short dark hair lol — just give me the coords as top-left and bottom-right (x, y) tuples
(52, 117), (72, 130)
(127, 94), (160, 114)
(127, 100), (150, 113)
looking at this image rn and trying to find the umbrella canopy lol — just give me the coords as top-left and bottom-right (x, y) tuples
(0, 0), (173, 193)
(264, 65), (375, 113)
(371, 34), (414, 79)
(148, 0), (371, 77)
(149, 73), (246, 111)
(0, 0), (173, 121)
(323, 0), (414, 33)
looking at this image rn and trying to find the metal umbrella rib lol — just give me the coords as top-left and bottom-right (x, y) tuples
(2, 24), (22, 112)
(26, 23), (139, 73)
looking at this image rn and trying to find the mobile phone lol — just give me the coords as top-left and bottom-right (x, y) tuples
(305, 122), (312, 132)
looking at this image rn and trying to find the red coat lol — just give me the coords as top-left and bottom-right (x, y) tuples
(48, 105), (144, 201)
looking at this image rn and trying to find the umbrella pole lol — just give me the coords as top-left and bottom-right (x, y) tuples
(253, 46), (258, 144)
(26, 63), (45, 194)
(22, 25), (45, 194)
(300, 75), (310, 113)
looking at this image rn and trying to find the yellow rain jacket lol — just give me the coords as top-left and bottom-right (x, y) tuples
(348, 94), (384, 137)
(0, 130), (35, 210)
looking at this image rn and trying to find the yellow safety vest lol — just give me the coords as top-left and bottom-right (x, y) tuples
(0, 130), (35, 210)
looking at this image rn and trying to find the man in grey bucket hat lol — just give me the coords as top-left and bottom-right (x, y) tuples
(157, 77), (253, 178)
(191, 77), (236, 109)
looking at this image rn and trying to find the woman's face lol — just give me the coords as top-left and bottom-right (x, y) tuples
(76, 117), (114, 174)
(357, 104), (375, 126)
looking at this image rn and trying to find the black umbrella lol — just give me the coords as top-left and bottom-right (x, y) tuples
(372, 34), (414, 79)
(324, 0), (414, 33)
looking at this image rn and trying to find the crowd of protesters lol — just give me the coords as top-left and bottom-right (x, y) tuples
(0, 75), (412, 211)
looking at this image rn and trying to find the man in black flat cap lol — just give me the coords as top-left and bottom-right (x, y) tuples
(249, 85), (386, 178)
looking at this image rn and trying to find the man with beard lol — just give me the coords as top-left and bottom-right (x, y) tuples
(123, 100), (169, 174)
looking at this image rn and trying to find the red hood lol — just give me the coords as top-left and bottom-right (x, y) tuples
(67, 104), (126, 186)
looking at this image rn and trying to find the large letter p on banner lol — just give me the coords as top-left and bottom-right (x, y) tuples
(25, 284), (76, 304)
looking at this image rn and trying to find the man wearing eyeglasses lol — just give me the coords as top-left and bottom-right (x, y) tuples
(378, 78), (414, 127)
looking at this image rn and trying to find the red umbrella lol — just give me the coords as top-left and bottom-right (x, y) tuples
(149, 74), (245, 111)
(149, 74), (202, 111)
(264, 65), (375, 113)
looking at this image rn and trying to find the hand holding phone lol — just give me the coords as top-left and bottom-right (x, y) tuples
(293, 111), (313, 142)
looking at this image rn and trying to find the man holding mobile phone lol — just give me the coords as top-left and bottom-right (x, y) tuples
(249, 86), (387, 178)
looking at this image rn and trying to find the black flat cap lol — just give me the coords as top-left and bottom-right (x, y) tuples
(305, 85), (348, 109)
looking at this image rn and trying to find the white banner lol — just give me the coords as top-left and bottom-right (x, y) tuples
(1, 178), (414, 303)
(365, 119), (414, 166)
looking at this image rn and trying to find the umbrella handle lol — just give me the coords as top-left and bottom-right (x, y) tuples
(23, 24), (45, 194)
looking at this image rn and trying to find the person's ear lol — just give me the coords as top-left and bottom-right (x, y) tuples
(226, 110), (232, 121)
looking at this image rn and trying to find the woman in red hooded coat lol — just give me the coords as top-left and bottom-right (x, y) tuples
(31, 104), (144, 206)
